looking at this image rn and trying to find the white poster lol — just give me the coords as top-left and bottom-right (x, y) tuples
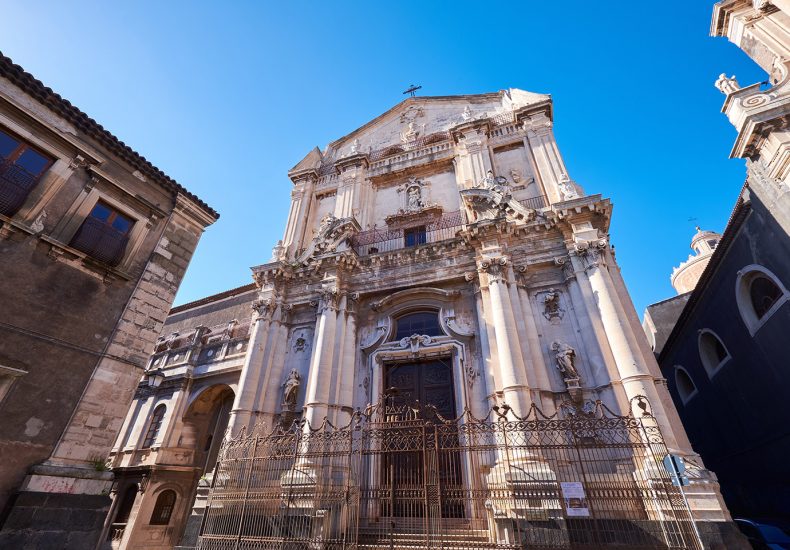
(561, 481), (590, 517)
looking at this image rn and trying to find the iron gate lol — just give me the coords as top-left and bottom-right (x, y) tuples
(196, 397), (702, 550)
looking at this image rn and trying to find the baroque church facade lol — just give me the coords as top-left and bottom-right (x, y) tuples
(105, 90), (744, 549)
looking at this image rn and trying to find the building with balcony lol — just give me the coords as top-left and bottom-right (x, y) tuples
(107, 89), (746, 550)
(653, 0), (790, 521)
(0, 54), (218, 549)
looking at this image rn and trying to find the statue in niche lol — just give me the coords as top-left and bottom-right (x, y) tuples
(401, 121), (420, 143)
(282, 369), (301, 407)
(543, 289), (562, 320)
(551, 341), (580, 380)
(714, 73), (740, 95)
(407, 185), (422, 210)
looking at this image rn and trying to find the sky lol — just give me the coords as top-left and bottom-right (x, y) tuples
(1, 1), (768, 314)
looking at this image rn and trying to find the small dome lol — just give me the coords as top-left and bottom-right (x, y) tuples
(690, 226), (721, 250)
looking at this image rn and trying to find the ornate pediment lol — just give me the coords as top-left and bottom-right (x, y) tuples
(460, 186), (537, 225)
(297, 214), (361, 263)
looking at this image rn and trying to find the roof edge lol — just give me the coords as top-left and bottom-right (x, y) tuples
(0, 51), (219, 221)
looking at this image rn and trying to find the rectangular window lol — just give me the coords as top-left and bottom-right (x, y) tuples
(404, 225), (427, 248)
(0, 128), (53, 217)
(70, 201), (134, 266)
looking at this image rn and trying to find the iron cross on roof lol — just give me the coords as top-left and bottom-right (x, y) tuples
(403, 84), (422, 97)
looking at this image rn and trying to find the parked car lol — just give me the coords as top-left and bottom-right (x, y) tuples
(735, 519), (790, 549)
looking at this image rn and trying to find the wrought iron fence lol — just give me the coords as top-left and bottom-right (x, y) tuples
(197, 397), (702, 550)
(351, 210), (466, 256)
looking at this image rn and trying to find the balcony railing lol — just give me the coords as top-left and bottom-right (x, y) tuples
(70, 217), (130, 266)
(351, 210), (466, 256)
(0, 159), (40, 217)
(518, 195), (548, 210)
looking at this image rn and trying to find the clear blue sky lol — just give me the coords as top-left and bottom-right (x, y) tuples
(2, 1), (767, 314)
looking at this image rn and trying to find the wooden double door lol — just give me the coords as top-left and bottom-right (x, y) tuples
(382, 359), (463, 518)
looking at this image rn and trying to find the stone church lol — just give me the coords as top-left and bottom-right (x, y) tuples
(104, 90), (745, 549)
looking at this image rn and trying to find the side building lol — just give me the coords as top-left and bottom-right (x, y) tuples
(0, 53), (218, 549)
(111, 89), (746, 549)
(656, 0), (790, 520)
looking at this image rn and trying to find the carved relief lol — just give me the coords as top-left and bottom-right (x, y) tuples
(294, 336), (306, 352)
(399, 334), (433, 354)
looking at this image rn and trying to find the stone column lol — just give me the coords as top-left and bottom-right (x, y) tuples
(513, 271), (551, 396)
(556, 256), (621, 393)
(226, 290), (287, 436)
(477, 255), (530, 416)
(333, 154), (368, 220)
(303, 284), (341, 428)
(523, 113), (580, 204)
(465, 274), (494, 418)
(575, 242), (682, 450)
(333, 297), (357, 424)
(452, 123), (492, 189)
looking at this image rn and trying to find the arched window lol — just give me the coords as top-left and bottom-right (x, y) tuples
(674, 367), (697, 405)
(149, 489), (176, 525)
(736, 265), (788, 335)
(394, 311), (443, 340)
(750, 275), (782, 319)
(142, 405), (166, 449)
(698, 330), (730, 377)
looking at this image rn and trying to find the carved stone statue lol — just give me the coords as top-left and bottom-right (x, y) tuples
(282, 369), (301, 406)
(543, 289), (561, 319)
(462, 105), (472, 121)
(350, 138), (361, 154)
(557, 174), (579, 200)
(401, 121), (419, 143)
(407, 186), (422, 210)
(551, 341), (580, 380)
(318, 212), (337, 234)
(714, 73), (741, 95)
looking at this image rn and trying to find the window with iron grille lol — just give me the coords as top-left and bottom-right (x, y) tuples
(142, 405), (166, 449)
(0, 128), (53, 217)
(70, 201), (134, 266)
(394, 311), (443, 340)
(149, 489), (176, 525)
(403, 225), (426, 247)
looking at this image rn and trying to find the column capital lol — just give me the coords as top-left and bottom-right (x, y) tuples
(571, 239), (609, 272)
(477, 255), (510, 284)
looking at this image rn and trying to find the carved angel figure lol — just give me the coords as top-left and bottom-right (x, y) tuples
(283, 369), (301, 406)
(551, 341), (580, 380)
